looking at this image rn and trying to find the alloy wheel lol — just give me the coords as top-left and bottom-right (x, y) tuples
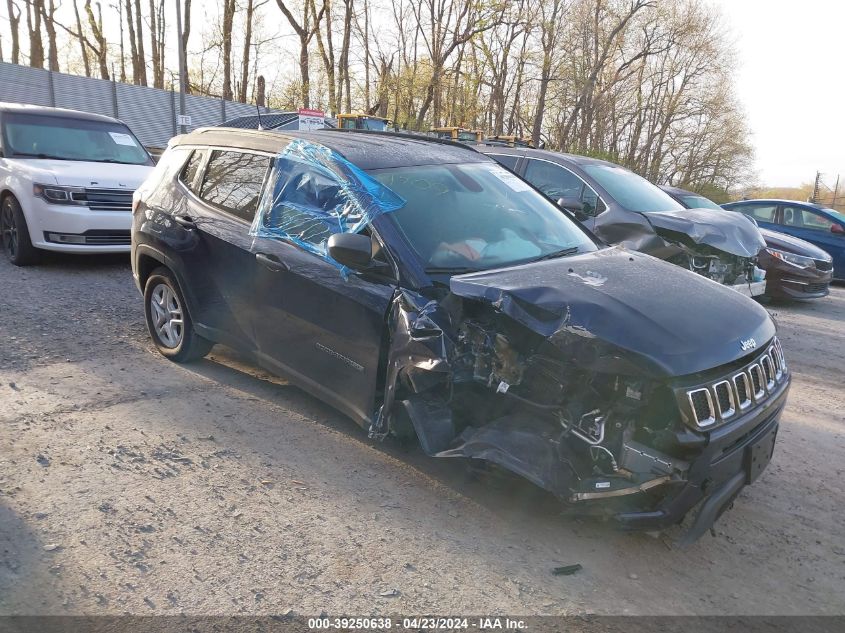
(0, 204), (17, 258)
(149, 283), (184, 348)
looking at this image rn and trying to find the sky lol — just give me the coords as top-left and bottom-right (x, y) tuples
(711, 0), (845, 188)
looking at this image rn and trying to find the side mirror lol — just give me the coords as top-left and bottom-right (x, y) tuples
(831, 224), (845, 235)
(327, 232), (373, 270)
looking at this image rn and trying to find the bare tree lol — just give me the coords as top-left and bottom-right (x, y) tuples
(25, 0), (45, 68)
(180, 0), (192, 93)
(220, 0), (235, 100)
(39, 0), (60, 71)
(6, 0), (22, 64)
(133, 0), (147, 85)
(410, 0), (506, 127)
(532, 0), (567, 145)
(83, 0), (109, 79)
(148, 0), (166, 88)
(275, 0), (325, 108)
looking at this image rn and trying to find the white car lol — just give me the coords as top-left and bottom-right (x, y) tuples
(0, 103), (154, 265)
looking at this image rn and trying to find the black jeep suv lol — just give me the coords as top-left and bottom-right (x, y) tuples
(132, 128), (789, 543)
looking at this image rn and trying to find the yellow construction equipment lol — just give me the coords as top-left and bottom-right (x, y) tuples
(430, 127), (485, 143)
(337, 113), (393, 131)
(484, 135), (537, 148)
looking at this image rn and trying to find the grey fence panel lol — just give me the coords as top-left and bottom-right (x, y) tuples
(0, 62), (287, 147)
(53, 73), (116, 117)
(185, 94), (221, 131)
(116, 83), (174, 147)
(0, 63), (53, 106)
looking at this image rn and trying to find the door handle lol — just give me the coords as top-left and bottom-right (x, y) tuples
(255, 252), (288, 272)
(172, 214), (196, 229)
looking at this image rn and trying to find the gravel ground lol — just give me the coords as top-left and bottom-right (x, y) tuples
(1, 252), (844, 616)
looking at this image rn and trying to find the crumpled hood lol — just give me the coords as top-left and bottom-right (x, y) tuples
(643, 207), (765, 258)
(759, 227), (832, 260)
(449, 246), (775, 378)
(11, 159), (152, 189)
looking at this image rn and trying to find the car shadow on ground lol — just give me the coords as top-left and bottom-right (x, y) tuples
(176, 343), (668, 546)
(18, 252), (131, 270)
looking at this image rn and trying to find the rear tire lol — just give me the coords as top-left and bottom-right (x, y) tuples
(144, 266), (213, 362)
(1, 195), (40, 266)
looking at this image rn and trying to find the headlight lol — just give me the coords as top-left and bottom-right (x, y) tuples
(33, 183), (87, 206)
(765, 248), (814, 269)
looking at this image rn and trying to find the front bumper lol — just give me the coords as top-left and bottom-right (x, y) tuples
(758, 252), (833, 299)
(25, 196), (131, 253)
(730, 279), (767, 298)
(613, 375), (789, 542)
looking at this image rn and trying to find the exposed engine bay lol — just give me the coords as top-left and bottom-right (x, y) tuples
(667, 243), (757, 286)
(372, 249), (788, 543)
(379, 292), (685, 509)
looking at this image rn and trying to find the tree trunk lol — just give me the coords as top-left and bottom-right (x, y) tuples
(6, 0), (21, 64)
(339, 0), (353, 112)
(40, 0), (59, 71)
(26, 0), (45, 68)
(71, 0), (91, 76)
(222, 0), (235, 100)
(239, 0), (255, 102)
(84, 0), (109, 79)
(133, 0), (147, 85)
(181, 0), (192, 93)
(124, 0), (140, 83)
(311, 0), (336, 112)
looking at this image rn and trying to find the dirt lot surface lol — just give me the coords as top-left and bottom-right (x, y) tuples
(1, 253), (844, 617)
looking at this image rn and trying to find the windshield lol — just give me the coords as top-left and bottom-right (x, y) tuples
(583, 164), (683, 213)
(2, 112), (152, 165)
(681, 194), (722, 211)
(369, 162), (596, 272)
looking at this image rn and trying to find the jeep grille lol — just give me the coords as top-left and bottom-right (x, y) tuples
(683, 339), (788, 430)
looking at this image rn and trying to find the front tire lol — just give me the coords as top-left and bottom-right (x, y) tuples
(1, 195), (40, 266)
(144, 266), (213, 362)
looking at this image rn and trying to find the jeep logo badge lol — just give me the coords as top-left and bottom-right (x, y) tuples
(741, 338), (757, 351)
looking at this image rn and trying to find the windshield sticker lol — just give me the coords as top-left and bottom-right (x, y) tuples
(249, 139), (406, 275)
(109, 132), (138, 146)
(488, 166), (532, 192)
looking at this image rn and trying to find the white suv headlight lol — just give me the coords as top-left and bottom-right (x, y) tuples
(765, 248), (814, 269)
(33, 183), (87, 205)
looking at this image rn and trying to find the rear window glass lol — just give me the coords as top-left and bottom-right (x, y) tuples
(180, 150), (204, 192)
(199, 150), (270, 221)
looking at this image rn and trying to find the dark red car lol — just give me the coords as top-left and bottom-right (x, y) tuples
(661, 186), (833, 300)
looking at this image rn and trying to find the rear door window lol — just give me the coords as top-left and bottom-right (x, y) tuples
(730, 203), (777, 222)
(199, 150), (271, 222)
(781, 206), (836, 231)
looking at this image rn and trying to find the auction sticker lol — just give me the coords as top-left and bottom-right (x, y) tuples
(109, 132), (138, 146)
(487, 165), (532, 192)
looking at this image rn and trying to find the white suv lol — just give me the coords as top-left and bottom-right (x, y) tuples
(0, 103), (154, 265)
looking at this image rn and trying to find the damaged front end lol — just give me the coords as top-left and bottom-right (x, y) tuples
(373, 249), (788, 544)
(595, 207), (768, 298)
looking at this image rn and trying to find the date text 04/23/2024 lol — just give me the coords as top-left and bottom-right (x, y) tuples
(307, 617), (527, 630)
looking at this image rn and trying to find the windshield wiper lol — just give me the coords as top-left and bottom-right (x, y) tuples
(530, 246), (581, 262)
(10, 151), (71, 160)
